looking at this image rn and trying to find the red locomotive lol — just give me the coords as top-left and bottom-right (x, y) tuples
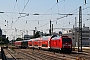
(15, 35), (72, 52)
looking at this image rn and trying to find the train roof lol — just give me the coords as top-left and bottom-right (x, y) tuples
(15, 41), (22, 42)
(22, 40), (28, 42)
(26, 35), (71, 41)
(15, 40), (29, 42)
(41, 36), (51, 40)
(28, 37), (41, 41)
(27, 39), (32, 41)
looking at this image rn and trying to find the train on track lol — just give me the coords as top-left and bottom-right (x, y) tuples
(14, 35), (72, 53)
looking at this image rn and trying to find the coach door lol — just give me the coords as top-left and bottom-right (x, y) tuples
(38, 40), (42, 47)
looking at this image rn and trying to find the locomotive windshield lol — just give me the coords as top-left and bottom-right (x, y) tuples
(62, 38), (71, 42)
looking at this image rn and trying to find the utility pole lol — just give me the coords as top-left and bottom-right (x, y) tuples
(78, 6), (82, 52)
(49, 20), (52, 35)
(26, 30), (28, 35)
(52, 24), (53, 34)
(85, 0), (86, 4)
(75, 17), (77, 47)
(35, 27), (37, 33)
(75, 17), (77, 28)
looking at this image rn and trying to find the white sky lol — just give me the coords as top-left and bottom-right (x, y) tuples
(0, 0), (90, 40)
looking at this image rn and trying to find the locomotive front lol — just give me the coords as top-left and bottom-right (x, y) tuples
(61, 36), (72, 52)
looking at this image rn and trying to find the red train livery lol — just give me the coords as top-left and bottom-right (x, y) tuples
(14, 35), (72, 52)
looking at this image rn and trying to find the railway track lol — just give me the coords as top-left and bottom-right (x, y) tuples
(69, 51), (90, 59)
(16, 48), (90, 60)
(22, 49), (76, 60)
(4, 49), (40, 60)
(15, 49), (66, 60)
(4, 48), (90, 60)
(4, 48), (22, 60)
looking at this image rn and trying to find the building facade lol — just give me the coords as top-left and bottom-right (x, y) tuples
(63, 26), (90, 47)
(81, 27), (90, 47)
(24, 35), (30, 40)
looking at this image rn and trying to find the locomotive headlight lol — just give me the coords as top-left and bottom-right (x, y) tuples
(68, 44), (71, 46)
(63, 44), (72, 48)
(68, 44), (71, 48)
(63, 44), (66, 47)
(65, 43), (67, 44)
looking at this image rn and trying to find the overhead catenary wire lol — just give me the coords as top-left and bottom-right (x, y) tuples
(35, 3), (58, 28)
(10, 0), (90, 30)
(83, 17), (90, 22)
(1, 0), (90, 40)
(11, 0), (29, 27)
(52, 4), (90, 22)
(10, 0), (17, 28)
(37, 3), (58, 21)
(83, 3), (90, 22)
(21, 0), (29, 13)
(36, 0), (65, 21)
(62, 6), (90, 27)
(0, 1), (18, 29)
(37, 23), (49, 28)
(17, 1), (21, 14)
(1, 1), (90, 29)
(0, 14), (8, 27)
(37, 0), (65, 28)
(56, 0), (60, 14)
(38, 3), (90, 28)
(63, 17), (90, 28)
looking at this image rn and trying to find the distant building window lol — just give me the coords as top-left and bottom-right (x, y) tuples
(82, 31), (90, 33)
(82, 35), (89, 37)
(82, 42), (89, 45)
(82, 38), (89, 40)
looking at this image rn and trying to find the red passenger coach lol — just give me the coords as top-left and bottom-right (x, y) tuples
(14, 35), (72, 53)
(33, 38), (39, 48)
(28, 39), (32, 48)
(29, 35), (72, 52)
(14, 41), (22, 48)
(41, 36), (51, 49)
(28, 38), (42, 48)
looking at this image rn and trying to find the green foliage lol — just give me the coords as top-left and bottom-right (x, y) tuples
(33, 31), (40, 38)
(30, 36), (35, 39)
(0, 36), (9, 44)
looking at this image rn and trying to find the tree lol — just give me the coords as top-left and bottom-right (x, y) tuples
(16, 38), (23, 41)
(0, 36), (9, 44)
(34, 31), (40, 38)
